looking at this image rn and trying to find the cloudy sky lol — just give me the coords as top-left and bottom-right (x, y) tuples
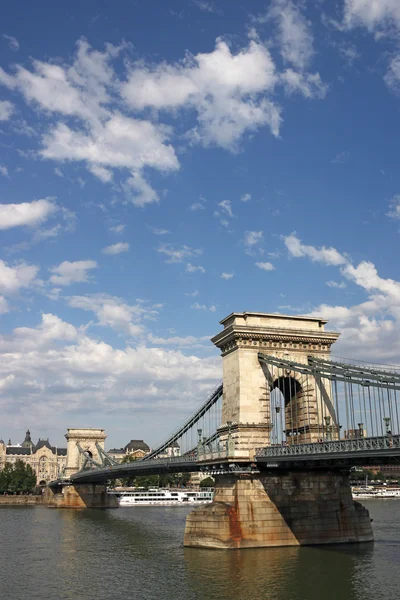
(1, 0), (400, 448)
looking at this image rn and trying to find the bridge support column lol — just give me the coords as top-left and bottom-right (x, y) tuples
(45, 484), (119, 508)
(184, 471), (373, 549)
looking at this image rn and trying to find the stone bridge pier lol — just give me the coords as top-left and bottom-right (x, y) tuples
(45, 428), (118, 508)
(184, 312), (373, 549)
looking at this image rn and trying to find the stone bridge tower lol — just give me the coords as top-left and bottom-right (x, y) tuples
(64, 428), (107, 478)
(184, 312), (373, 550)
(211, 312), (339, 460)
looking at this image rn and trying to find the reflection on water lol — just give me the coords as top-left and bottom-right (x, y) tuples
(0, 501), (399, 600)
(184, 542), (377, 600)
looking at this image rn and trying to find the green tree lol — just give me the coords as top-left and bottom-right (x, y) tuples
(0, 463), (13, 492)
(200, 476), (215, 488)
(0, 461), (36, 493)
(120, 453), (140, 486)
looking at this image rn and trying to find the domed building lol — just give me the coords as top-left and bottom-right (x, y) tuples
(21, 429), (34, 449)
(0, 430), (67, 485)
(124, 440), (150, 459)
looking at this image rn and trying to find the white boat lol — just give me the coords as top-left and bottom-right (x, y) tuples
(352, 486), (400, 499)
(108, 488), (214, 506)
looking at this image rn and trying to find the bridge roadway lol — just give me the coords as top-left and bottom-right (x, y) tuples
(49, 455), (203, 487)
(256, 435), (400, 469)
(48, 435), (400, 487)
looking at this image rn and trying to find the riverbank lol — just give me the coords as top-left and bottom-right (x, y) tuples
(0, 495), (44, 506)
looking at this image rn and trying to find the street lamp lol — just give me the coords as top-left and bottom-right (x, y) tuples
(324, 415), (331, 441)
(383, 417), (391, 435)
(275, 404), (281, 445)
(358, 423), (364, 439)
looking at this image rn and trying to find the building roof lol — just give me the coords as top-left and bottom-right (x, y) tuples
(108, 448), (125, 454)
(169, 441), (180, 448)
(57, 448), (67, 456)
(6, 447), (31, 455)
(35, 439), (55, 453)
(124, 440), (150, 453)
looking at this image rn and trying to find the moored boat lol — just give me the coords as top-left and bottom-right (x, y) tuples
(352, 486), (400, 499)
(108, 487), (214, 506)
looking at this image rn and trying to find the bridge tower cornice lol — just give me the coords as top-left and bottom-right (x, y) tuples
(211, 312), (339, 358)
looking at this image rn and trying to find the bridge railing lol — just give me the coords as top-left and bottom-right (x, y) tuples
(255, 435), (400, 458)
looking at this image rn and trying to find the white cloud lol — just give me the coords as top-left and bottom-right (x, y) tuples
(193, 0), (219, 13)
(0, 100), (14, 120)
(338, 42), (361, 65)
(68, 293), (150, 336)
(331, 150), (350, 164)
(387, 194), (400, 219)
(284, 235), (400, 362)
(384, 54), (400, 93)
(33, 225), (62, 242)
(280, 69), (327, 99)
(255, 261), (275, 271)
(3, 34), (19, 51)
(41, 117), (178, 175)
(265, 0), (315, 70)
(123, 171), (160, 207)
(122, 38), (281, 149)
(0, 198), (57, 230)
(148, 333), (210, 347)
(0, 165), (9, 177)
(102, 242), (129, 255)
(0, 296), (9, 314)
(49, 260), (97, 286)
(241, 193), (251, 202)
(191, 302), (215, 311)
(110, 224), (126, 233)
(186, 263), (206, 273)
(0, 313), (221, 441)
(185, 290), (199, 296)
(342, 0), (400, 33)
(284, 233), (347, 266)
(0, 39), (118, 119)
(218, 200), (234, 218)
(244, 230), (263, 246)
(256, 1), (325, 100)
(0, 40), (178, 202)
(150, 227), (169, 235)
(0, 260), (39, 295)
(221, 272), (234, 279)
(88, 164), (113, 182)
(326, 280), (347, 289)
(190, 196), (207, 211)
(158, 244), (202, 263)
(14, 313), (78, 348)
(0, 34), (328, 208)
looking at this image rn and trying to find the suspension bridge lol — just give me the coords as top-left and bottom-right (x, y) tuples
(46, 312), (400, 549)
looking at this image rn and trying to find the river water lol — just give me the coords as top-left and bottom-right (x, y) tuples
(0, 500), (399, 600)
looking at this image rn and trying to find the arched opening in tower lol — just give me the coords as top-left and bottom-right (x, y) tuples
(270, 376), (303, 444)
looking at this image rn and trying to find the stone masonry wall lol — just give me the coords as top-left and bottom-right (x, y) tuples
(44, 484), (119, 508)
(184, 472), (373, 549)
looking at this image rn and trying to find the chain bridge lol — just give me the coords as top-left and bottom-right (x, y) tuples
(46, 312), (400, 549)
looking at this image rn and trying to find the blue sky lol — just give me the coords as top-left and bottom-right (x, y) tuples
(1, 0), (400, 448)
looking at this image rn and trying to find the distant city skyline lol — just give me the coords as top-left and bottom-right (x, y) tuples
(1, 1), (400, 447)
